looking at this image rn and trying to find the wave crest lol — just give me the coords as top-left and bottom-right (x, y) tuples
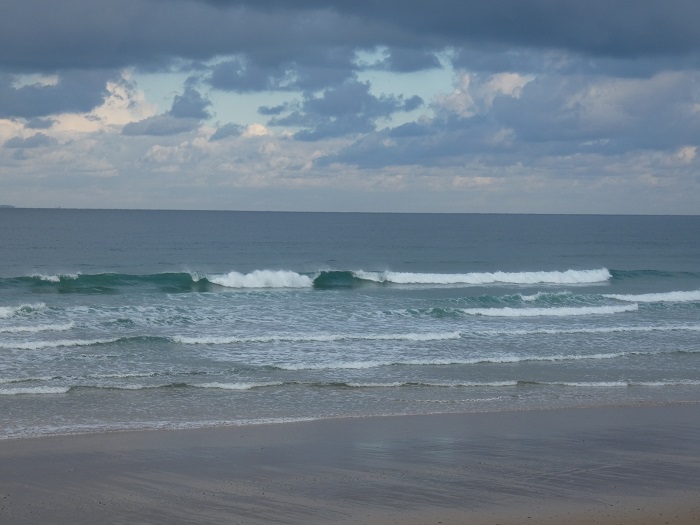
(353, 268), (611, 285)
(208, 270), (313, 289)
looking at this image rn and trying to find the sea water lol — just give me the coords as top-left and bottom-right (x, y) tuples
(1, 209), (699, 439)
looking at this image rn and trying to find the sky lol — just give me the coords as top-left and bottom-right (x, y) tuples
(1, 0), (699, 213)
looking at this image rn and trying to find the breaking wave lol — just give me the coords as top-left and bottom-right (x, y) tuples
(0, 303), (46, 318)
(352, 268), (612, 285)
(0, 267), (613, 292)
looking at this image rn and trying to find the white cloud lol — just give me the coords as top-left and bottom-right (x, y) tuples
(11, 74), (60, 88)
(93, 73), (157, 126)
(675, 145), (697, 165)
(434, 70), (533, 117)
(48, 71), (157, 134)
(243, 123), (271, 137)
(0, 118), (27, 143)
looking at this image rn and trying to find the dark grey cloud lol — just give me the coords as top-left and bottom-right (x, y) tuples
(0, 70), (111, 118)
(208, 48), (357, 93)
(214, 0), (700, 58)
(4, 132), (58, 148)
(122, 116), (201, 136)
(169, 86), (212, 119)
(2, 0), (699, 148)
(258, 104), (287, 116)
(3, 0), (699, 75)
(320, 70), (700, 168)
(2, 0), (699, 160)
(123, 85), (210, 136)
(269, 79), (423, 140)
(373, 48), (442, 73)
(491, 73), (700, 151)
(210, 122), (244, 141)
(318, 116), (504, 169)
(25, 117), (55, 129)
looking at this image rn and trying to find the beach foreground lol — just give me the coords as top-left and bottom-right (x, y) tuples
(2, 404), (700, 525)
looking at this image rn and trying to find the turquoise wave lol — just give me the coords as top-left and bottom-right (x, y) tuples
(2, 267), (698, 294)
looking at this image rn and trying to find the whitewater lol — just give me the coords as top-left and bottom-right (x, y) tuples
(1, 209), (699, 440)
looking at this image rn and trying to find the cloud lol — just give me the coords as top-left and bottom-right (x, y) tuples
(122, 85), (210, 136)
(169, 86), (212, 119)
(122, 115), (201, 136)
(4, 132), (57, 148)
(270, 79), (423, 140)
(1, 0), (699, 214)
(210, 122), (244, 141)
(320, 69), (700, 169)
(492, 71), (700, 151)
(4, 1), (700, 75)
(25, 117), (55, 129)
(0, 70), (112, 119)
(372, 48), (442, 73)
(208, 47), (358, 93)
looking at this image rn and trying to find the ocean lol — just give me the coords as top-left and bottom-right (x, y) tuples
(1, 209), (699, 440)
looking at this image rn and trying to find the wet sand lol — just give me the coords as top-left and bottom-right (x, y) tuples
(1, 403), (700, 524)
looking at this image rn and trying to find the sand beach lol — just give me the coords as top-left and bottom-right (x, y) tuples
(2, 403), (699, 524)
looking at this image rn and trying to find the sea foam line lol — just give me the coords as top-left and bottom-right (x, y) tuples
(603, 289), (700, 303)
(544, 380), (700, 388)
(0, 322), (74, 334)
(173, 332), (461, 345)
(195, 381), (284, 390)
(354, 268), (611, 285)
(471, 324), (700, 336)
(270, 351), (634, 371)
(0, 338), (120, 350)
(0, 386), (71, 395)
(459, 304), (638, 317)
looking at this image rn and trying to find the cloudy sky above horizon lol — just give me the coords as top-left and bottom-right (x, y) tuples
(1, 0), (699, 213)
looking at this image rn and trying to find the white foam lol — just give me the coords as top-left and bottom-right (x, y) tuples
(631, 379), (700, 387)
(460, 304), (638, 317)
(0, 386), (71, 395)
(0, 303), (46, 318)
(550, 381), (630, 387)
(603, 289), (700, 303)
(32, 273), (80, 282)
(274, 351), (632, 371)
(519, 291), (572, 302)
(208, 270), (313, 289)
(87, 372), (158, 380)
(276, 360), (393, 371)
(0, 338), (118, 350)
(344, 382), (406, 388)
(0, 322), (74, 333)
(196, 382), (283, 390)
(548, 380), (700, 387)
(0, 375), (59, 384)
(345, 380), (520, 388)
(472, 324), (700, 336)
(173, 332), (461, 345)
(354, 268), (611, 285)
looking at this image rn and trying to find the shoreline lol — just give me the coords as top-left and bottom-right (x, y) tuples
(3, 398), (699, 443)
(2, 403), (700, 524)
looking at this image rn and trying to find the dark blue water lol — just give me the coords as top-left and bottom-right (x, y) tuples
(1, 209), (699, 439)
